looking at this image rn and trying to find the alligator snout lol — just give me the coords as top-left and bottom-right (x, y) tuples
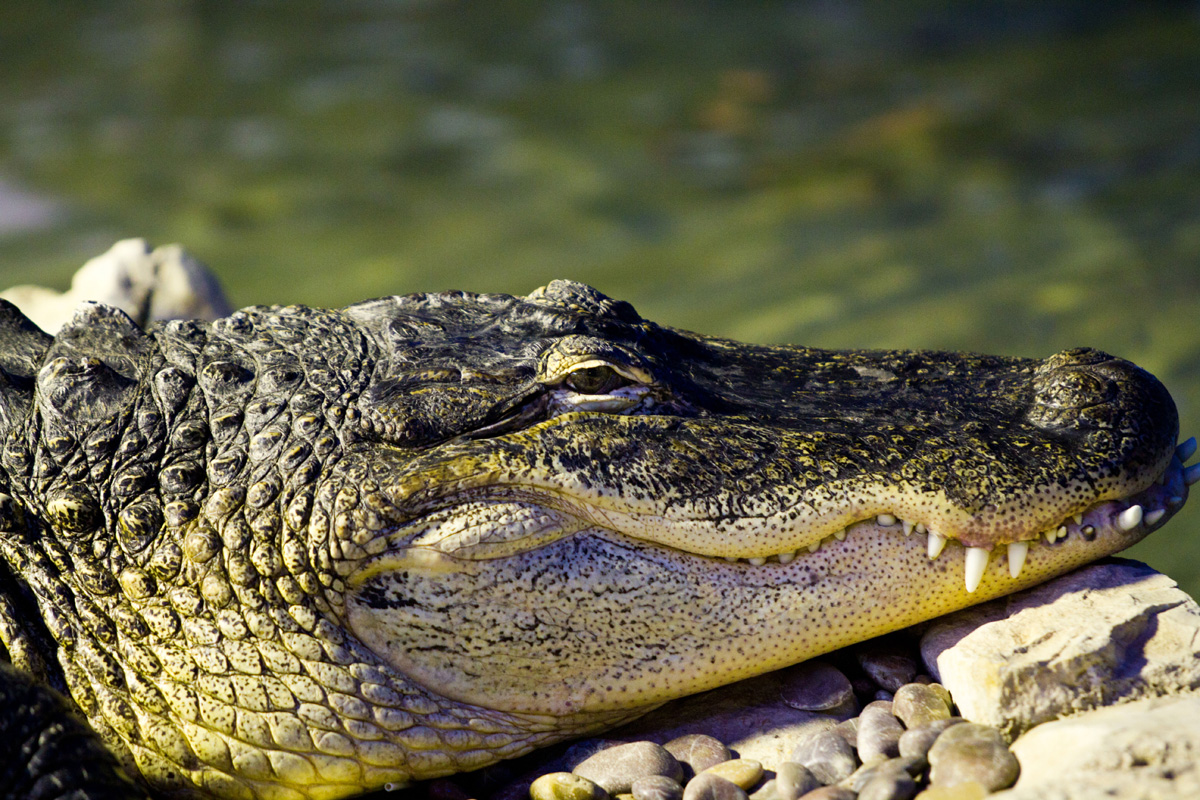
(1031, 347), (1172, 425)
(1028, 347), (1178, 490)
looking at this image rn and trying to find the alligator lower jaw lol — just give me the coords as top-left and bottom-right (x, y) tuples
(345, 439), (1194, 720)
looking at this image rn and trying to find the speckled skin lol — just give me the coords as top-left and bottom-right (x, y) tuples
(0, 280), (1182, 799)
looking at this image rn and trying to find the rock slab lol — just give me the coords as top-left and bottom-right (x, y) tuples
(920, 558), (1200, 739)
(992, 695), (1200, 800)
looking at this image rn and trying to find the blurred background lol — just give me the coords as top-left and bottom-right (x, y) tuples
(1, 0), (1199, 593)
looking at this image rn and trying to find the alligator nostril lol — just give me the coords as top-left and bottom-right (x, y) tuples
(1036, 369), (1115, 411)
(1037, 347), (1113, 371)
(1028, 349), (1123, 431)
(1026, 350), (1179, 486)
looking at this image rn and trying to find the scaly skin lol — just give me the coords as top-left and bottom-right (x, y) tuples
(0, 280), (1188, 799)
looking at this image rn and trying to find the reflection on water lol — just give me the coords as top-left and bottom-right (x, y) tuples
(1, 0), (1199, 591)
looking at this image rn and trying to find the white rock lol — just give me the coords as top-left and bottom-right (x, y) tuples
(1, 238), (231, 333)
(991, 695), (1200, 800)
(920, 558), (1200, 739)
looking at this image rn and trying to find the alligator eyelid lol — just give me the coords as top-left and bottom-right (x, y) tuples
(458, 392), (550, 441)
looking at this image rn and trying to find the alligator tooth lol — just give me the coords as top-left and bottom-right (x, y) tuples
(833, 528), (847, 541)
(965, 547), (989, 593)
(927, 531), (947, 559)
(1144, 508), (1166, 526)
(901, 519), (914, 536)
(724, 556), (738, 563)
(1117, 505), (1143, 531)
(1056, 525), (1067, 540)
(1007, 541), (1028, 579)
(807, 541), (821, 553)
(915, 523), (927, 534)
(877, 514), (897, 526)
(1072, 513), (1083, 526)
(748, 557), (767, 566)
(1044, 528), (1058, 543)
(1178, 437), (1198, 462)
(778, 551), (796, 564)
(1186, 463), (1200, 486)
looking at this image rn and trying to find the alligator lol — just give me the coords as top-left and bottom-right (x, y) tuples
(0, 279), (1192, 799)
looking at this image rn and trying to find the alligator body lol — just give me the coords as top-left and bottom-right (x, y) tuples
(0, 280), (1190, 799)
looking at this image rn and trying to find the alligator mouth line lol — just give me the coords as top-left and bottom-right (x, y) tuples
(707, 436), (1199, 593)
(365, 437), (1197, 599)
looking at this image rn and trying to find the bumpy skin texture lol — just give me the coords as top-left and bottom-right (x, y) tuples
(0, 280), (1183, 799)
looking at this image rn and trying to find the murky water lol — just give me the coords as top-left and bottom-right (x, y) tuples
(2, 1), (1199, 592)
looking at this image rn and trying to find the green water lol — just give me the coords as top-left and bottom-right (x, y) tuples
(2, 1), (1200, 592)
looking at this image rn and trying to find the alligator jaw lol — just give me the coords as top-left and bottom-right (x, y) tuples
(346, 438), (1193, 720)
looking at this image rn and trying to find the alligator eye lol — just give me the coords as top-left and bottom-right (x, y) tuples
(564, 365), (627, 394)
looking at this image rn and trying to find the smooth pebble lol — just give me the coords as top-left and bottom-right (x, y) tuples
(530, 772), (609, 800)
(898, 718), (965, 760)
(575, 742), (683, 795)
(665, 734), (733, 778)
(846, 756), (926, 791)
(927, 723), (1019, 791)
(774, 762), (821, 799)
(780, 661), (855, 711)
(682, 772), (748, 800)
(832, 718), (858, 749)
(858, 770), (919, 800)
(892, 684), (951, 729)
(912, 780), (987, 800)
(791, 729), (859, 784)
(794, 787), (855, 800)
(857, 705), (905, 763)
(700, 759), (763, 791)
(632, 775), (684, 800)
(856, 644), (918, 692)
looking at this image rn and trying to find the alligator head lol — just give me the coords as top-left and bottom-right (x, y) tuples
(0, 280), (1190, 798)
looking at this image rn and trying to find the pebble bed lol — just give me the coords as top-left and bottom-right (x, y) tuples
(414, 641), (1021, 800)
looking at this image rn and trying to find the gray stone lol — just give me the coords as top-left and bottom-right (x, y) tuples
(665, 734), (732, 778)
(683, 772), (749, 800)
(1, 238), (231, 333)
(845, 755), (926, 791)
(574, 741), (683, 795)
(920, 558), (1200, 739)
(863, 699), (893, 715)
(831, 718), (858, 749)
(793, 787), (855, 800)
(857, 705), (905, 763)
(990, 695), (1200, 800)
(891, 684), (952, 729)
(927, 723), (1019, 791)
(856, 642), (919, 692)
(748, 778), (782, 800)
(844, 753), (926, 791)
(773, 762), (820, 799)
(897, 718), (965, 760)
(790, 729), (859, 784)
(779, 661), (856, 712)
(633, 774), (685, 800)
(613, 670), (850, 772)
(858, 769), (919, 800)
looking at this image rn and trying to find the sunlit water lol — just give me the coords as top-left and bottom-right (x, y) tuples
(2, 1), (1199, 598)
